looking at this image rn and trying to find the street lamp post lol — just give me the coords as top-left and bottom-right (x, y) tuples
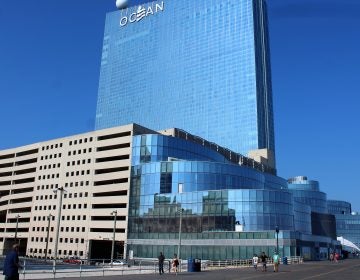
(14, 214), (20, 243)
(110, 210), (118, 266)
(177, 207), (183, 260)
(45, 214), (53, 261)
(154, 192), (159, 203)
(53, 187), (66, 262)
(84, 239), (89, 260)
(177, 183), (184, 262)
(275, 226), (279, 254)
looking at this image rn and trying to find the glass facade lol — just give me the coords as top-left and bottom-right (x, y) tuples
(95, 0), (275, 156)
(293, 201), (312, 235)
(288, 176), (328, 214)
(128, 133), (295, 259)
(328, 200), (360, 251)
(334, 213), (360, 251)
(129, 231), (291, 260)
(129, 134), (293, 235)
(125, 133), (340, 259)
(327, 200), (352, 215)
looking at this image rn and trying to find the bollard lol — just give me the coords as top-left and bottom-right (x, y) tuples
(52, 259), (57, 279)
(22, 259), (26, 280)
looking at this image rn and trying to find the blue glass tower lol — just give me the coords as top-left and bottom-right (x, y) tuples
(95, 0), (275, 157)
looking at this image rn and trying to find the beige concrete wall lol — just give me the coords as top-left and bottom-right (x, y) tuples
(247, 148), (276, 169)
(0, 123), (148, 259)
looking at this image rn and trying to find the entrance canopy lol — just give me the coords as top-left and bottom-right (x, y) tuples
(337, 236), (360, 252)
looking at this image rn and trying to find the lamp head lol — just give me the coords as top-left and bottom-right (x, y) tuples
(116, 0), (128, 9)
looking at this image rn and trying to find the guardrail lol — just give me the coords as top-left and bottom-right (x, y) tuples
(0, 258), (168, 279)
(286, 256), (304, 264)
(206, 256), (304, 268)
(0, 256), (303, 279)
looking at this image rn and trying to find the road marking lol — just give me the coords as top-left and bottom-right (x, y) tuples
(228, 274), (277, 280)
(300, 264), (360, 279)
(220, 263), (360, 280)
(226, 271), (295, 280)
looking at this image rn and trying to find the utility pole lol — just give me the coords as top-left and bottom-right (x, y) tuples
(110, 210), (118, 266)
(45, 214), (53, 261)
(53, 187), (66, 263)
(275, 226), (279, 254)
(14, 214), (20, 243)
(177, 207), (183, 260)
(177, 183), (184, 261)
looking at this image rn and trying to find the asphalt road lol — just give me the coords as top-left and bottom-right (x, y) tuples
(32, 259), (360, 280)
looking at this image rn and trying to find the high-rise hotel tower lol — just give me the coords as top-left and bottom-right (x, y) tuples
(95, 0), (275, 159)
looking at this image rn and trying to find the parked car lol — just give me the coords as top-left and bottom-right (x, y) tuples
(111, 259), (128, 266)
(63, 256), (81, 264)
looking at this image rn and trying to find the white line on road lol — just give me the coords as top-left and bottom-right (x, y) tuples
(300, 264), (360, 280)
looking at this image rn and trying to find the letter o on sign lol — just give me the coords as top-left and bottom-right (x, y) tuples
(120, 16), (128, 26)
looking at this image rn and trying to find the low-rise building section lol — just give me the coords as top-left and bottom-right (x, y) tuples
(0, 124), (155, 259)
(328, 200), (360, 254)
(1, 124), (358, 261)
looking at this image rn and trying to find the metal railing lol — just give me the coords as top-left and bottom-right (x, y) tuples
(206, 256), (304, 268)
(286, 256), (304, 264)
(0, 258), (167, 279)
(0, 256), (303, 279)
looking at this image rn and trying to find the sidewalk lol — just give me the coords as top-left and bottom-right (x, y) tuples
(11, 259), (360, 280)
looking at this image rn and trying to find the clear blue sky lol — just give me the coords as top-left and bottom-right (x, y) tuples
(0, 0), (359, 210)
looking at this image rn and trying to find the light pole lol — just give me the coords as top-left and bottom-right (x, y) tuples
(177, 183), (184, 261)
(85, 239), (89, 262)
(45, 214), (53, 261)
(154, 193), (159, 204)
(110, 210), (118, 265)
(53, 186), (66, 262)
(14, 214), (20, 243)
(275, 226), (279, 254)
(177, 207), (184, 260)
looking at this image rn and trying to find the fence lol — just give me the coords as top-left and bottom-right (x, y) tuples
(206, 256), (304, 268)
(0, 258), (163, 279)
(0, 256), (303, 279)
(0, 257), (192, 279)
